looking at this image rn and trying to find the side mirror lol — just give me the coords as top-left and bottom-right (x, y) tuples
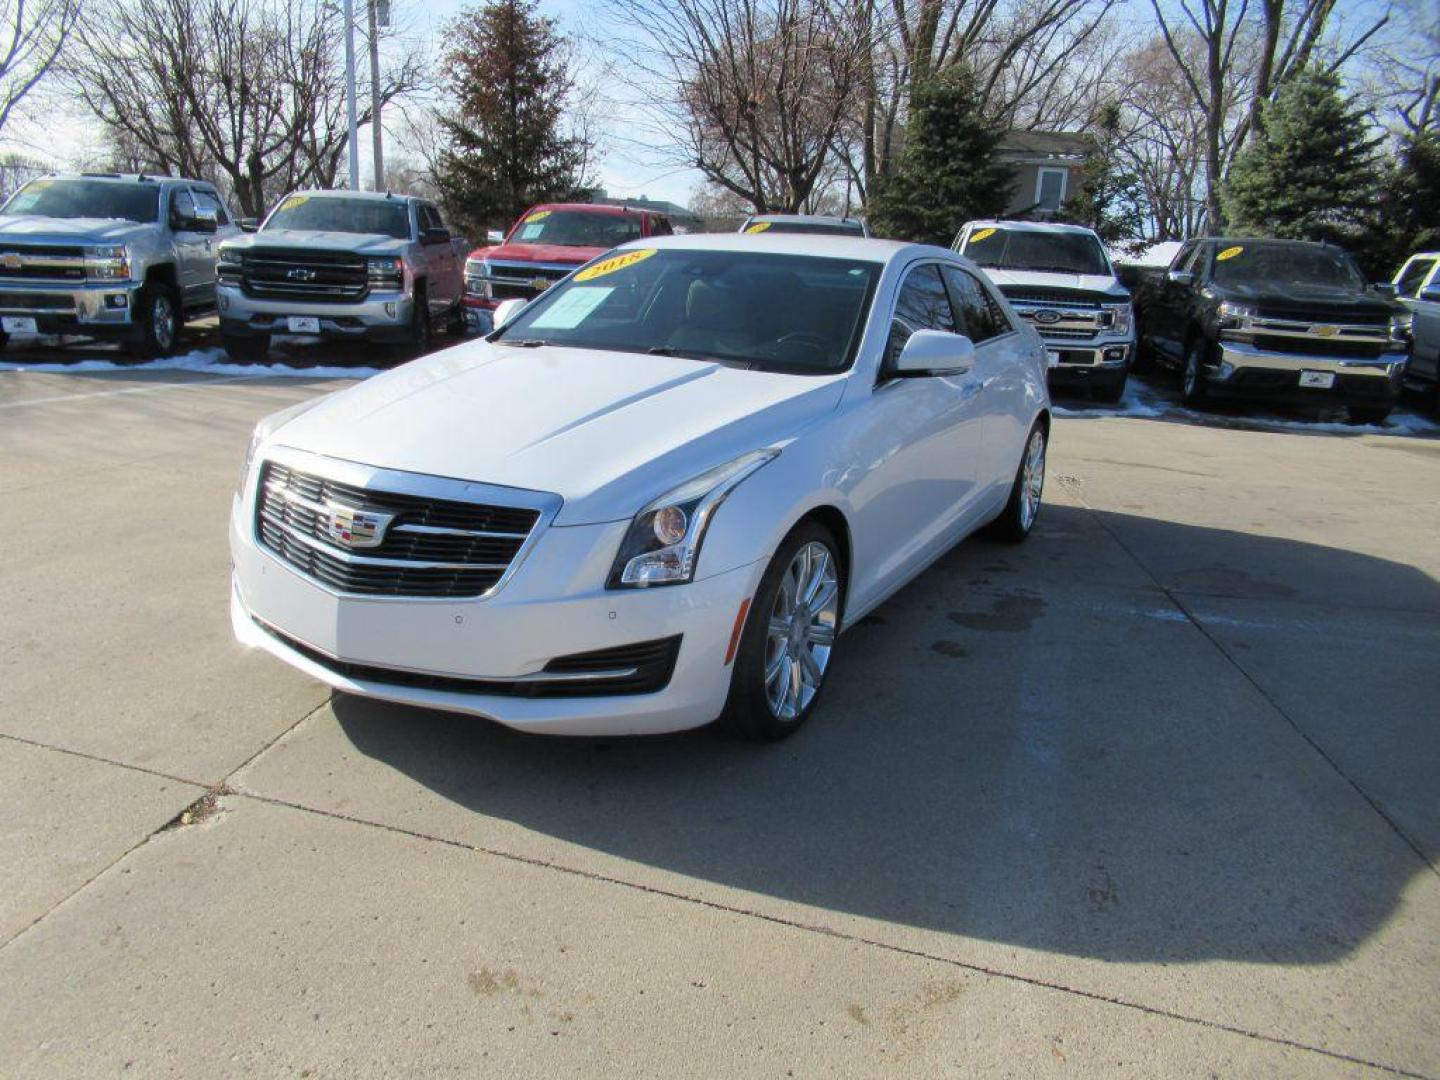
(1372, 281), (1399, 298)
(493, 298), (527, 329)
(237, 217), (260, 233)
(421, 227), (450, 246)
(180, 207), (219, 233)
(894, 329), (976, 376)
(1166, 269), (1194, 287)
(1420, 285), (1440, 304)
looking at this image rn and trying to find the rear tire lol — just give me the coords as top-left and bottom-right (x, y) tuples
(722, 522), (844, 742)
(986, 419), (1047, 542)
(222, 332), (270, 364)
(123, 283), (181, 359)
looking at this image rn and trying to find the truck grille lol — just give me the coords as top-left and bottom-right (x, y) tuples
(484, 260), (575, 301)
(255, 461), (541, 599)
(999, 289), (1116, 342)
(242, 248), (369, 303)
(0, 244), (85, 282)
(0, 291), (76, 311)
(1251, 335), (1387, 360)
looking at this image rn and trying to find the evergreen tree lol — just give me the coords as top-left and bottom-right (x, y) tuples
(435, 0), (588, 237)
(864, 68), (1014, 246)
(1224, 69), (1386, 243)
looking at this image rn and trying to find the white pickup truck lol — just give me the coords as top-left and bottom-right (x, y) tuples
(216, 189), (466, 361)
(1392, 251), (1440, 398)
(954, 220), (1135, 401)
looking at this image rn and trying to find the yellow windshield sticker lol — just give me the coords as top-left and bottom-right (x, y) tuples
(525, 210), (552, 223)
(1217, 245), (1244, 261)
(574, 248), (657, 282)
(969, 227), (997, 242)
(745, 222), (771, 234)
(280, 195), (309, 211)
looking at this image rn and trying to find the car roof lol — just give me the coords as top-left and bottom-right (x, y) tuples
(613, 231), (944, 265)
(961, 219), (1100, 236)
(526, 202), (643, 217)
(285, 188), (418, 203)
(58, 172), (205, 187)
(746, 213), (864, 227)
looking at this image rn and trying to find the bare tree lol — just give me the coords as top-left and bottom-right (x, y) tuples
(0, 0), (79, 137)
(609, 0), (873, 212)
(62, 0), (426, 215)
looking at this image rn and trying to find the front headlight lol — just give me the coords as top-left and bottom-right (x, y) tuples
(1105, 302), (1132, 336)
(218, 247), (243, 266)
(367, 256), (404, 289)
(239, 397), (328, 492)
(464, 257), (490, 298)
(1390, 310), (1413, 346)
(84, 244), (130, 281)
(607, 449), (779, 588)
(1217, 300), (1257, 330)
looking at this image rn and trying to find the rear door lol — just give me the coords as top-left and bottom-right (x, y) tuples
(418, 202), (459, 314)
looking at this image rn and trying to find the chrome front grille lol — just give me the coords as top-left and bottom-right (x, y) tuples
(484, 259), (576, 301)
(999, 288), (1119, 343)
(0, 244), (85, 282)
(255, 462), (542, 599)
(242, 248), (369, 303)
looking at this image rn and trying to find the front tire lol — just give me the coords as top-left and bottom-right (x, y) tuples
(987, 419), (1047, 542)
(1181, 336), (1210, 406)
(123, 283), (181, 359)
(395, 288), (432, 358)
(723, 522), (843, 742)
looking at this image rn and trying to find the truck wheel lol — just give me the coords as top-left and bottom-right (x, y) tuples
(396, 288), (432, 357)
(1181, 337), (1209, 406)
(222, 332), (270, 364)
(1346, 406), (1392, 425)
(124, 283), (181, 359)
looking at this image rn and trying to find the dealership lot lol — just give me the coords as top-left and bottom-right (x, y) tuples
(1, 360), (1438, 1077)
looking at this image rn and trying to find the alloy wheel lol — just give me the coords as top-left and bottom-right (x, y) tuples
(154, 294), (176, 351)
(1019, 427), (1046, 531)
(764, 541), (840, 720)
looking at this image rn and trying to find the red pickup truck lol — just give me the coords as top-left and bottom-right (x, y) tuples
(462, 202), (675, 332)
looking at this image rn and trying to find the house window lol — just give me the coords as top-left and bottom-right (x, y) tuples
(1035, 167), (1068, 213)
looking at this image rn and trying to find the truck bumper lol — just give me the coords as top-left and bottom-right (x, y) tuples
(1044, 339), (1132, 391)
(0, 281), (144, 338)
(462, 295), (498, 334)
(217, 285), (415, 342)
(1204, 340), (1405, 406)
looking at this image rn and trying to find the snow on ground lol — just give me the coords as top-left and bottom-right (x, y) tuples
(0, 340), (384, 380)
(1053, 376), (1440, 436)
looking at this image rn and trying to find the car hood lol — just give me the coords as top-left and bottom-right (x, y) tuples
(234, 230), (407, 254)
(0, 216), (152, 244)
(269, 341), (845, 525)
(481, 241), (606, 266)
(985, 268), (1128, 298)
(1212, 282), (1396, 318)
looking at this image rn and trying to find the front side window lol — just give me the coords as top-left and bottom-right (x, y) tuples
(0, 178), (160, 223)
(1397, 257), (1436, 298)
(263, 195), (411, 240)
(962, 226), (1109, 276)
(509, 209), (643, 248)
(942, 266), (1007, 342)
(885, 263), (957, 372)
(494, 248), (880, 375)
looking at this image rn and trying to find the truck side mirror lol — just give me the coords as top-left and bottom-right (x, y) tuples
(187, 207), (219, 233)
(1166, 269), (1194, 287)
(1372, 282), (1399, 299)
(237, 217), (260, 233)
(421, 227), (450, 246)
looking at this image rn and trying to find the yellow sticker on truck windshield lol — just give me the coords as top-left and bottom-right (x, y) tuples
(280, 195), (309, 211)
(574, 248), (657, 282)
(525, 210), (552, 223)
(745, 222), (771, 234)
(969, 227), (997, 242)
(1217, 245), (1244, 261)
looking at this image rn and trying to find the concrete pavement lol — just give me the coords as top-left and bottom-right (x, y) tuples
(1, 365), (1437, 1077)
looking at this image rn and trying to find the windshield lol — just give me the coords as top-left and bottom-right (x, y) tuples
(494, 248), (880, 374)
(508, 209), (642, 248)
(746, 219), (865, 237)
(0, 178), (159, 223)
(962, 227), (1110, 276)
(263, 195), (410, 239)
(1209, 243), (1365, 290)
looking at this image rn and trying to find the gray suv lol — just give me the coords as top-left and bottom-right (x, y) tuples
(0, 173), (241, 356)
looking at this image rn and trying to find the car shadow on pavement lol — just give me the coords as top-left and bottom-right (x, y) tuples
(331, 505), (1440, 966)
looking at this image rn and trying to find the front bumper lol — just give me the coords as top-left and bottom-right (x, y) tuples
(1204, 341), (1405, 405)
(230, 489), (763, 736)
(1045, 339), (1131, 387)
(218, 285), (415, 342)
(0, 280), (142, 337)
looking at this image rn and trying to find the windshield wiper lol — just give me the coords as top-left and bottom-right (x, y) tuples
(502, 338), (550, 348)
(648, 346), (753, 369)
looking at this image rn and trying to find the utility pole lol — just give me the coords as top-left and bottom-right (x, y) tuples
(344, 0), (359, 190)
(368, 0), (386, 191)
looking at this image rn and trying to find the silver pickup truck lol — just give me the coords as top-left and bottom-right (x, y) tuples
(0, 172), (241, 357)
(216, 190), (466, 361)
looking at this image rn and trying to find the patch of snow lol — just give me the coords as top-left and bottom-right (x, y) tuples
(0, 345), (382, 380)
(1052, 381), (1170, 419)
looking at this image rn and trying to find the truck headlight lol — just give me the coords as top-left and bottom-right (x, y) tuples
(1104, 302), (1132, 335)
(367, 257), (404, 290)
(1217, 300), (1257, 329)
(607, 450), (779, 588)
(217, 246), (243, 282)
(464, 258), (491, 299)
(84, 245), (130, 281)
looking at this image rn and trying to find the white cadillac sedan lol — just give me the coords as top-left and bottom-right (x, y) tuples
(230, 233), (1051, 740)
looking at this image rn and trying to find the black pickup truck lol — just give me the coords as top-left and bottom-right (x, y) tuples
(1133, 237), (1409, 423)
